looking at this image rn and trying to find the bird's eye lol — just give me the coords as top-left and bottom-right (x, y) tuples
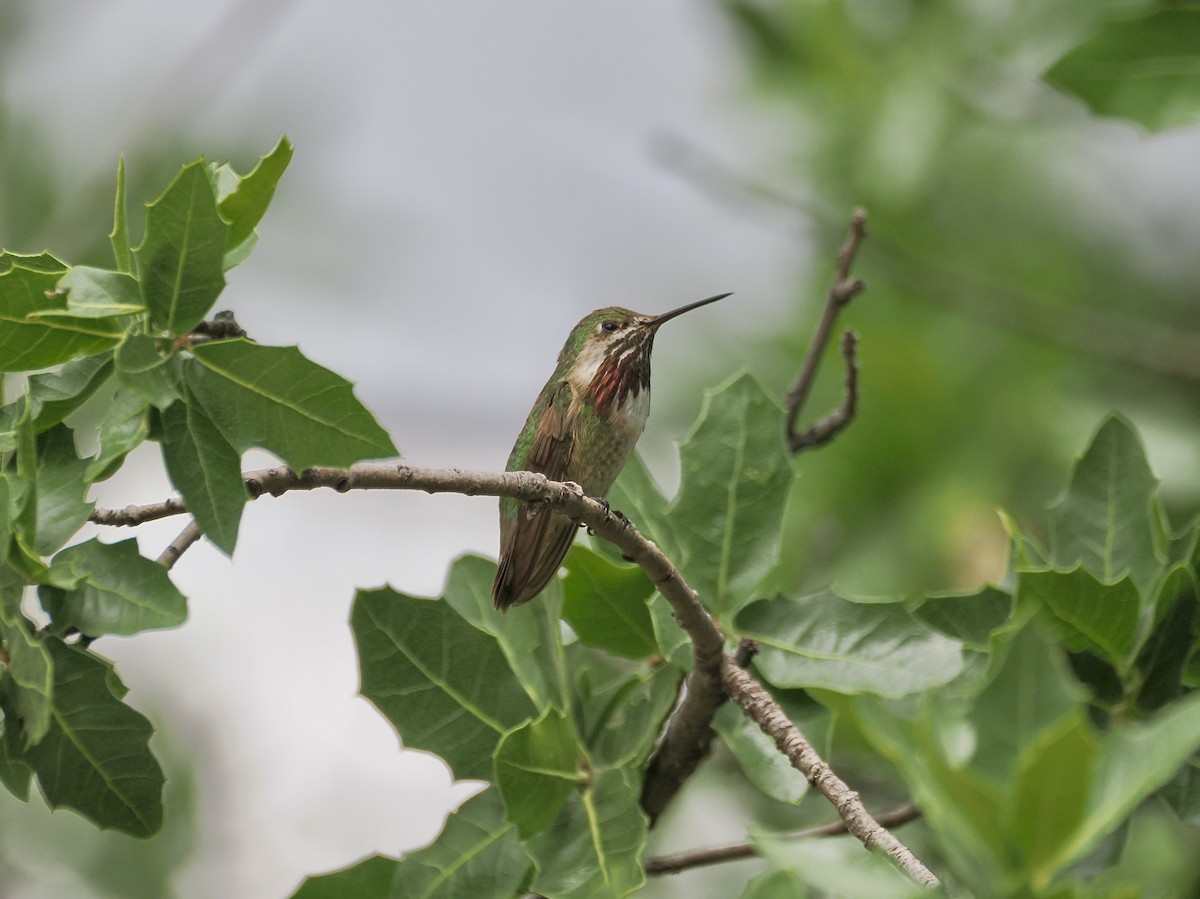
(601, 321), (620, 332)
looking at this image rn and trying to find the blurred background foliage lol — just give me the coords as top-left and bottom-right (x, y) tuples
(685, 0), (1200, 602)
(2, 0), (1199, 895)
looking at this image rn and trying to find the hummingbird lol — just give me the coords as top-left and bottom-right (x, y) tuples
(492, 292), (729, 611)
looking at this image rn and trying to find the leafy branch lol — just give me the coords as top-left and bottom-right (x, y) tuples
(6, 144), (1200, 899)
(89, 460), (941, 887)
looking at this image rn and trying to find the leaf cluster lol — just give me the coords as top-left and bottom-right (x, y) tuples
(298, 395), (1200, 896)
(0, 140), (396, 838)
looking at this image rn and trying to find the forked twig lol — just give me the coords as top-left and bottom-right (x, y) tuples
(785, 209), (867, 453)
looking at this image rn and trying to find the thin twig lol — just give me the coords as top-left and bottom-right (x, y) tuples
(156, 520), (201, 569)
(784, 209), (867, 453)
(645, 803), (922, 876)
(90, 497), (187, 527)
(91, 463), (939, 887)
(722, 658), (939, 887)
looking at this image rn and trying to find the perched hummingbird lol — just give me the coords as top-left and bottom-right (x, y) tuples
(492, 293), (729, 611)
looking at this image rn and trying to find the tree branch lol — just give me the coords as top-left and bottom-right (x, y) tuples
(721, 658), (939, 887)
(90, 463), (938, 887)
(784, 209), (866, 453)
(644, 802), (921, 875)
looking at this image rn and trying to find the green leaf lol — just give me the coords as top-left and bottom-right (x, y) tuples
(33, 425), (94, 555)
(0, 476), (12, 564)
(86, 389), (149, 481)
(217, 136), (294, 254)
(439, 555), (569, 713)
(669, 373), (792, 623)
(1134, 568), (1197, 712)
(752, 830), (927, 898)
(913, 585), (1012, 651)
(1044, 7), (1200, 132)
(525, 768), (647, 899)
(1020, 568), (1141, 671)
(353, 586), (537, 781)
(1006, 711), (1100, 885)
(562, 546), (657, 659)
(968, 623), (1085, 789)
(22, 354), (114, 432)
(161, 388), (246, 555)
(738, 869), (808, 899)
(1048, 414), (1165, 593)
(0, 613), (53, 747)
(737, 592), (966, 698)
(1041, 691), (1200, 876)
(40, 538), (187, 636)
(494, 709), (583, 838)
(0, 251), (68, 274)
(291, 787), (528, 899)
(114, 335), (181, 409)
(603, 451), (675, 558)
(714, 701), (809, 804)
(55, 266), (143, 317)
(186, 339), (398, 469)
(135, 159), (228, 335)
(110, 156), (132, 274)
(570, 648), (678, 769)
(648, 594), (691, 669)
(0, 266), (122, 371)
(22, 639), (164, 837)
(0, 720), (34, 801)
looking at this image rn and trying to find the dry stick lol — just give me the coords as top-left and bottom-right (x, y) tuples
(784, 209), (867, 453)
(157, 520), (201, 569)
(645, 802), (922, 876)
(91, 463), (939, 887)
(723, 660), (939, 886)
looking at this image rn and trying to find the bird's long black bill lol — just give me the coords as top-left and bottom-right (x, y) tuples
(648, 292), (731, 328)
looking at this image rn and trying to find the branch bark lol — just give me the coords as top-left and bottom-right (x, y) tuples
(91, 462), (939, 888)
(644, 802), (921, 875)
(722, 659), (939, 887)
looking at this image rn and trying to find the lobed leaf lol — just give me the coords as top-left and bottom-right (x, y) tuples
(217, 135), (294, 255)
(0, 266), (122, 371)
(21, 354), (114, 432)
(55, 266), (144, 318)
(494, 709), (583, 838)
(161, 388), (246, 555)
(737, 591), (965, 698)
(913, 585), (1012, 651)
(41, 538), (188, 636)
(0, 721), (34, 801)
(967, 623), (1085, 789)
(1019, 568), (1141, 672)
(1044, 7), (1200, 132)
(1047, 414), (1165, 593)
(561, 546), (657, 660)
(86, 389), (150, 481)
(291, 787), (527, 899)
(114, 335), (181, 409)
(669, 373), (792, 623)
(135, 159), (228, 335)
(20, 640), (164, 837)
(187, 339), (397, 470)
(353, 587), (537, 781)
(33, 425), (94, 556)
(570, 649), (678, 770)
(440, 555), (569, 713)
(0, 612), (53, 747)
(525, 768), (647, 899)
(110, 156), (132, 274)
